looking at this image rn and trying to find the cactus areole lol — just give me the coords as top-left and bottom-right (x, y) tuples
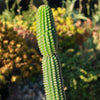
(36, 5), (66, 100)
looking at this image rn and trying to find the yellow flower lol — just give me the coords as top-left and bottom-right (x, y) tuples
(62, 8), (66, 14)
(6, 21), (13, 28)
(15, 57), (22, 63)
(66, 16), (73, 25)
(80, 69), (87, 74)
(10, 40), (15, 45)
(0, 33), (5, 39)
(56, 25), (61, 31)
(0, 75), (5, 81)
(53, 10), (58, 17)
(15, 15), (23, 20)
(77, 27), (84, 34)
(0, 49), (2, 52)
(23, 54), (27, 59)
(70, 25), (75, 30)
(63, 27), (67, 32)
(3, 53), (9, 58)
(17, 20), (23, 26)
(3, 40), (8, 44)
(30, 21), (37, 33)
(29, 66), (33, 70)
(0, 66), (8, 74)
(11, 76), (17, 82)
(16, 44), (21, 48)
(9, 48), (14, 53)
(57, 7), (62, 14)
(6, 21), (10, 25)
(58, 17), (64, 24)
(57, 7), (66, 14)
(15, 16), (19, 20)
(33, 22), (36, 30)
(2, 21), (6, 25)
(51, 8), (55, 12)
(22, 22), (28, 29)
(59, 31), (63, 36)
(9, 54), (15, 59)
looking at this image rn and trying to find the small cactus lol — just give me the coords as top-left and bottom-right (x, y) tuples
(37, 5), (66, 100)
(37, 5), (57, 56)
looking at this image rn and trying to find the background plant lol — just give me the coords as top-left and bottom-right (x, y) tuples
(60, 47), (100, 100)
(0, 21), (41, 83)
(62, 0), (87, 21)
(92, 0), (100, 25)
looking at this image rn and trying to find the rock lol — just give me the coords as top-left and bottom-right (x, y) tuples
(7, 77), (45, 100)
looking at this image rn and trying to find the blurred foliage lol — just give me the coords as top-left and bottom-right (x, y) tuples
(92, 0), (100, 25)
(62, 0), (77, 16)
(0, 3), (37, 33)
(0, 21), (42, 84)
(51, 7), (93, 52)
(59, 48), (100, 100)
(61, 0), (87, 21)
(0, 6), (92, 53)
(92, 30), (100, 51)
(0, 0), (100, 99)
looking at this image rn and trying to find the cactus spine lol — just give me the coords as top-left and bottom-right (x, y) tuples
(37, 5), (66, 100)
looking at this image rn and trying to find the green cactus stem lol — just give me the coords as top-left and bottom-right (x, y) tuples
(37, 5), (57, 56)
(42, 55), (65, 100)
(36, 5), (66, 100)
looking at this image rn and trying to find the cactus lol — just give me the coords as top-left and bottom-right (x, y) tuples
(37, 5), (57, 56)
(37, 5), (66, 100)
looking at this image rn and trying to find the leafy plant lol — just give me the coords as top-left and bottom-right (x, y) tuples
(0, 0), (18, 22)
(60, 48), (100, 100)
(92, 0), (100, 25)
(65, 0), (77, 16)
(62, 0), (87, 21)
(0, 21), (41, 83)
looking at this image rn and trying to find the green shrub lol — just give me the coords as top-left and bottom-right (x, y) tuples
(60, 48), (100, 100)
(0, 21), (42, 83)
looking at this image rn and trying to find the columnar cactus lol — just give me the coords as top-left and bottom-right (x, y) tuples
(37, 5), (66, 100)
